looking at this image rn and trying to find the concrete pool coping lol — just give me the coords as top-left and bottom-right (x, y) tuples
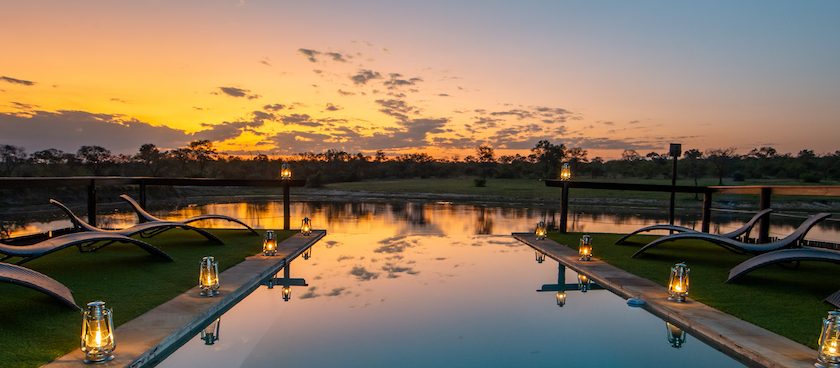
(512, 232), (817, 368)
(43, 230), (326, 368)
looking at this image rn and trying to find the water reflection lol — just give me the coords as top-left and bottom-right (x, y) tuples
(666, 322), (687, 349)
(201, 319), (220, 346)
(536, 263), (604, 307)
(266, 261), (308, 303)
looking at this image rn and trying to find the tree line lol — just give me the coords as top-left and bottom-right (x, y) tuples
(0, 140), (838, 186)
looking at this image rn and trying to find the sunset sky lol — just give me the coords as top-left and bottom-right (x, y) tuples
(1, 1), (839, 159)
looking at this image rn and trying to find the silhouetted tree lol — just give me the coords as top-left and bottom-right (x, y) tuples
(76, 145), (112, 175)
(706, 148), (738, 185)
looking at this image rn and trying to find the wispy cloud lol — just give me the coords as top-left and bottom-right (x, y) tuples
(1, 76), (35, 86)
(351, 69), (381, 85)
(216, 86), (260, 100)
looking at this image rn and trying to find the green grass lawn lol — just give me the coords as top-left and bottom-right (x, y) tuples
(0, 228), (291, 368)
(549, 232), (837, 348)
(326, 177), (840, 206)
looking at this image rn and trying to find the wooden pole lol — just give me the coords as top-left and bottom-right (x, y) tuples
(283, 182), (291, 230)
(669, 156), (678, 226)
(559, 182), (569, 233)
(701, 191), (712, 233)
(138, 180), (147, 208)
(758, 187), (772, 243)
(86, 179), (97, 227)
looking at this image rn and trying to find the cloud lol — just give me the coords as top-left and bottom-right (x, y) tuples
(350, 266), (379, 281)
(0, 110), (191, 153)
(259, 58), (272, 66)
(325, 287), (346, 296)
(325, 103), (341, 111)
(375, 99), (419, 121)
(0, 76), (35, 86)
(337, 89), (355, 96)
(351, 69), (381, 85)
(194, 116), (265, 142)
(383, 73), (422, 89)
(217, 86), (260, 100)
(325, 52), (347, 62)
(298, 48), (320, 62)
(10, 102), (37, 110)
(279, 113), (322, 127)
(263, 103), (285, 111)
(299, 287), (320, 299)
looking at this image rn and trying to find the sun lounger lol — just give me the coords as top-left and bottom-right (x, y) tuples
(0, 232), (172, 265)
(632, 213), (831, 258)
(50, 199), (224, 244)
(825, 290), (840, 309)
(615, 209), (772, 245)
(119, 194), (258, 235)
(726, 247), (840, 283)
(0, 262), (79, 309)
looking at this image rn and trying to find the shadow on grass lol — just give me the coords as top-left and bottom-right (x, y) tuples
(0, 228), (291, 368)
(549, 232), (836, 349)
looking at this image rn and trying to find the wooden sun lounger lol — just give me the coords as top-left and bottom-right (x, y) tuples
(0, 232), (172, 264)
(727, 247), (840, 283)
(632, 213), (831, 258)
(825, 290), (840, 309)
(0, 262), (79, 309)
(615, 208), (772, 245)
(50, 199), (224, 244)
(119, 194), (258, 235)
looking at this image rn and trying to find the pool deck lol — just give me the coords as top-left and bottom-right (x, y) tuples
(43, 230), (326, 368)
(512, 232), (817, 368)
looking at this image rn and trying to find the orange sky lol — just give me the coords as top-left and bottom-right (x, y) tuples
(1, 1), (839, 159)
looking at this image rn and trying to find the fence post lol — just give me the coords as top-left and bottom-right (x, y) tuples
(559, 182), (569, 233)
(758, 187), (772, 243)
(86, 179), (97, 227)
(283, 182), (291, 230)
(701, 191), (712, 233)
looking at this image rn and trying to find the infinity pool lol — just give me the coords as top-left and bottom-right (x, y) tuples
(153, 202), (744, 368)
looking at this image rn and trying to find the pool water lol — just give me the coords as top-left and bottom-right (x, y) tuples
(156, 202), (745, 368)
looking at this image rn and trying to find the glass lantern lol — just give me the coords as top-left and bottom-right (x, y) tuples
(579, 235), (592, 261)
(81, 301), (116, 363)
(535, 221), (547, 240)
(577, 274), (591, 292)
(201, 318), (221, 346)
(560, 162), (572, 181)
(280, 162), (292, 180)
(263, 230), (277, 256)
(817, 310), (840, 368)
(199, 256), (220, 297)
(667, 262), (690, 302)
(301, 217), (312, 236)
(282, 285), (292, 302)
(666, 322), (687, 348)
(555, 291), (567, 307)
(535, 250), (546, 264)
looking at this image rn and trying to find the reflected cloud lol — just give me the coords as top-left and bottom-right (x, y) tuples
(350, 266), (379, 281)
(299, 286), (320, 299)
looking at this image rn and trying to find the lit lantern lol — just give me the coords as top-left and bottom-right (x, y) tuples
(282, 285), (292, 302)
(80, 301), (115, 363)
(560, 162), (572, 181)
(579, 234), (592, 261)
(535, 221), (547, 240)
(280, 162), (292, 180)
(555, 291), (567, 307)
(201, 318), (221, 346)
(666, 322), (687, 348)
(667, 262), (690, 302)
(303, 247), (312, 260)
(817, 310), (840, 368)
(301, 217), (312, 236)
(535, 250), (546, 264)
(263, 230), (277, 256)
(577, 274), (591, 293)
(199, 256), (220, 297)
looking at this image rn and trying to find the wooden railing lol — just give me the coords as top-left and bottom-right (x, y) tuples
(0, 177), (306, 230)
(545, 180), (840, 242)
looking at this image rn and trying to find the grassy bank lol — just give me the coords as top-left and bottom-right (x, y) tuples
(548, 232), (836, 348)
(0, 228), (291, 368)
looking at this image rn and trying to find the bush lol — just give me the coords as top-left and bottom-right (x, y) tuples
(473, 178), (487, 187)
(732, 172), (746, 182)
(800, 172), (822, 183)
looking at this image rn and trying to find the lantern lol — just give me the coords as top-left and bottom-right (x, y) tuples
(535, 250), (546, 264)
(280, 162), (292, 180)
(555, 291), (567, 307)
(577, 274), (591, 292)
(201, 318), (221, 346)
(263, 230), (277, 256)
(199, 256), (220, 297)
(303, 247), (312, 260)
(667, 262), (690, 302)
(535, 221), (547, 240)
(666, 322), (687, 348)
(579, 234), (592, 261)
(560, 162), (572, 181)
(301, 217), (312, 236)
(817, 311), (840, 367)
(282, 285), (292, 302)
(81, 301), (115, 363)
